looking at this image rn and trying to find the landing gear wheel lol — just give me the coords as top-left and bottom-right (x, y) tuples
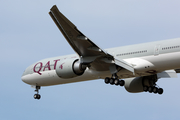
(34, 94), (41, 100)
(142, 75), (164, 95)
(158, 88), (163, 94)
(148, 86), (153, 93)
(153, 87), (158, 94)
(34, 86), (41, 100)
(143, 86), (148, 92)
(104, 74), (124, 87)
(119, 80), (125, 86)
(114, 79), (119, 85)
(34, 94), (37, 99)
(110, 78), (115, 85)
(104, 77), (110, 84)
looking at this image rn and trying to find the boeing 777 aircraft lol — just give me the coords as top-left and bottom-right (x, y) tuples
(21, 5), (180, 100)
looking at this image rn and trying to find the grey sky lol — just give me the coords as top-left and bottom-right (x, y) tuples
(1, 0), (180, 120)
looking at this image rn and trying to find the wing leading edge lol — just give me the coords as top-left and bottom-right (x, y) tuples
(49, 5), (134, 73)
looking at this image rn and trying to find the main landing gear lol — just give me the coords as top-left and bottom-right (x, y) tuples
(34, 86), (41, 100)
(142, 75), (163, 95)
(104, 74), (125, 86)
(143, 86), (163, 94)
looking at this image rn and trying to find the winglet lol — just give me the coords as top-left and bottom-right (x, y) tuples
(49, 5), (76, 29)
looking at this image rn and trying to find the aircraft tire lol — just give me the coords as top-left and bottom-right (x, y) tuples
(110, 78), (115, 85)
(34, 94), (38, 99)
(34, 94), (41, 100)
(104, 77), (110, 84)
(148, 86), (153, 93)
(158, 88), (163, 94)
(153, 87), (158, 94)
(114, 79), (119, 85)
(143, 86), (148, 92)
(119, 80), (125, 86)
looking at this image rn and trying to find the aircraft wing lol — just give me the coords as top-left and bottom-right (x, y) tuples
(49, 5), (134, 73)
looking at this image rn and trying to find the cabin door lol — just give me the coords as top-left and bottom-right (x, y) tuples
(154, 45), (160, 56)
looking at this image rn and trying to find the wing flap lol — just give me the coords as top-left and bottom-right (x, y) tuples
(114, 58), (134, 73)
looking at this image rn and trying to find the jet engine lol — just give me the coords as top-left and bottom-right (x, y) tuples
(124, 75), (161, 94)
(124, 77), (144, 93)
(56, 59), (86, 79)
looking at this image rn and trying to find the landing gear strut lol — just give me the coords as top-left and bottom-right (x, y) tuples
(34, 86), (41, 100)
(104, 74), (124, 86)
(142, 75), (163, 95)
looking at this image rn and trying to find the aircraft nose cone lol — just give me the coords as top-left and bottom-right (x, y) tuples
(21, 71), (38, 85)
(21, 71), (31, 84)
(21, 75), (27, 83)
(21, 74), (34, 85)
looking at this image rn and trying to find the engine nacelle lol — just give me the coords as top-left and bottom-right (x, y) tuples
(124, 77), (144, 93)
(56, 59), (86, 79)
(124, 75), (158, 93)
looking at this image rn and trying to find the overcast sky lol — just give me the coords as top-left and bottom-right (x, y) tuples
(1, 0), (180, 120)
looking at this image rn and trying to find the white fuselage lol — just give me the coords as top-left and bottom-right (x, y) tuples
(21, 38), (180, 86)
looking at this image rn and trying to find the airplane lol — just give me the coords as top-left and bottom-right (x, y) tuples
(21, 5), (180, 100)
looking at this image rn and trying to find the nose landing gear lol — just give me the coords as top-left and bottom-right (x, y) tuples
(34, 86), (41, 100)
